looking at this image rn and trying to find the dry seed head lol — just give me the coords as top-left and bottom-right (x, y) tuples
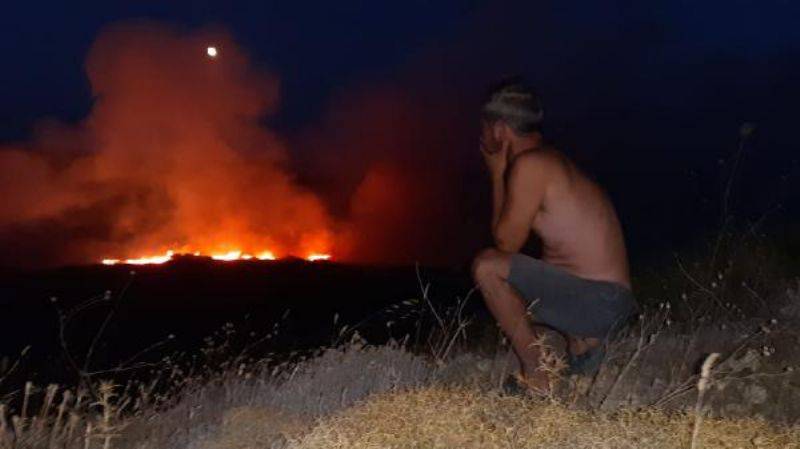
(698, 352), (721, 392)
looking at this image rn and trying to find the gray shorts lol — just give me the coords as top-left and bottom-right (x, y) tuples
(507, 253), (637, 339)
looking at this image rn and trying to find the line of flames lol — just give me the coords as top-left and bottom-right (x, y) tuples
(101, 250), (331, 266)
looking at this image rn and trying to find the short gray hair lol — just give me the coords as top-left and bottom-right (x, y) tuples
(481, 79), (544, 134)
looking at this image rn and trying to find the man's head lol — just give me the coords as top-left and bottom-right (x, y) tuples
(480, 79), (544, 154)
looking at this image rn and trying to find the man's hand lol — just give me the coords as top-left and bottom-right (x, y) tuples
(480, 142), (508, 179)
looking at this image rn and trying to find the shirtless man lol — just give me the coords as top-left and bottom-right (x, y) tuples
(471, 80), (636, 393)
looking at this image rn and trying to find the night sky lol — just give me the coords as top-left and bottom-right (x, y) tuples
(1, 0), (799, 267)
(0, 1), (475, 137)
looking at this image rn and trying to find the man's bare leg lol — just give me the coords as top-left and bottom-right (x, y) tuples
(472, 249), (549, 389)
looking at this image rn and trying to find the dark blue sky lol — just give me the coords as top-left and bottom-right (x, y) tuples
(1, 0), (799, 264)
(3, 1), (797, 136)
(0, 1), (476, 138)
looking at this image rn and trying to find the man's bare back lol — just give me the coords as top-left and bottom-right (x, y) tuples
(517, 147), (631, 288)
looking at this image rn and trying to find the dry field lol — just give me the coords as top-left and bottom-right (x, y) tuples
(3, 258), (800, 448)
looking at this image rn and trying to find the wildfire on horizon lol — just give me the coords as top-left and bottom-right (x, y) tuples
(101, 249), (331, 265)
(0, 22), (447, 269)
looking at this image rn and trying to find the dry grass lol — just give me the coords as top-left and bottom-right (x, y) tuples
(1, 327), (800, 448)
(2, 254), (799, 448)
(287, 386), (799, 449)
(198, 406), (309, 449)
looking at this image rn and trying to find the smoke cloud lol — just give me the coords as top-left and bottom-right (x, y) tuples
(0, 21), (334, 267)
(299, 84), (484, 266)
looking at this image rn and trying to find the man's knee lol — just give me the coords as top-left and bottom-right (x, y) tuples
(471, 248), (510, 285)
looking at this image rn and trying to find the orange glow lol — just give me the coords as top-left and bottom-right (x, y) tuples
(256, 251), (276, 260)
(211, 250), (244, 261)
(102, 250), (175, 265)
(100, 248), (331, 265)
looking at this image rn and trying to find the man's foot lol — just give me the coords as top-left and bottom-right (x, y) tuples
(566, 344), (606, 376)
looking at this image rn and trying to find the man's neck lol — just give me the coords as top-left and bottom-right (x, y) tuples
(508, 132), (543, 159)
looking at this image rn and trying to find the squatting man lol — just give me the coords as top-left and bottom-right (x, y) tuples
(472, 80), (637, 394)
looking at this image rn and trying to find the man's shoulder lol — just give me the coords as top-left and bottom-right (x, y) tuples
(511, 147), (563, 173)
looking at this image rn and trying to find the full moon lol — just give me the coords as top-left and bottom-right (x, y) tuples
(206, 46), (218, 58)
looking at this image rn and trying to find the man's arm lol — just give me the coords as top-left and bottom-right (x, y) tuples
(490, 173), (506, 231)
(492, 155), (547, 253)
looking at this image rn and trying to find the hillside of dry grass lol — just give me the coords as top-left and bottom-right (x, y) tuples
(2, 240), (800, 448)
(4, 317), (798, 449)
(285, 387), (799, 449)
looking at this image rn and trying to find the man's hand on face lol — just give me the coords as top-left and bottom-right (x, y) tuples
(480, 140), (508, 179)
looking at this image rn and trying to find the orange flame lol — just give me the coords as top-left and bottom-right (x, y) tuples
(102, 250), (175, 266)
(100, 248), (331, 265)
